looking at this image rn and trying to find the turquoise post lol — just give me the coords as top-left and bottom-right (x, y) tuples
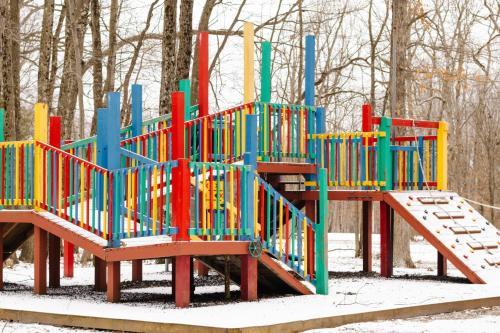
(0, 108), (4, 141)
(377, 116), (392, 190)
(261, 41), (271, 103)
(316, 168), (328, 295)
(179, 79), (191, 121)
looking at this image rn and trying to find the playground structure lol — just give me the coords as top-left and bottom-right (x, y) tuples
(0, 22), (499, 309)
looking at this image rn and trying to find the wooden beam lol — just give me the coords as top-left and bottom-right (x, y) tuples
(174, 255), (191, 308)
(257, 162), (315, 174)
(132, 260), (143, 282)
(281, 191), (384, 202)
(437, 252), (447, 277)
(34, 226), (47, 295)
(48, 234), (60, 288)
(0, 224), (3, 289)
(379, 201), (393, 278)
(362, 201), (373, 273)
(107, 261), (120, 302)
(240, 255), (257, 301)
(94, 257), (107, 292)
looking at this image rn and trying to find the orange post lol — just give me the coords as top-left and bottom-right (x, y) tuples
(198, 32), (209, 117)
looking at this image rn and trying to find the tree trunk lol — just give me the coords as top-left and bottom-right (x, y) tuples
(37, 0), (55, 104)
(89, 0), (104, 135)
(47, 6), (66, 114)
(56, 0), (89, 139)
(175, 0), (194, 82)
(190, 0), (218, 105)
(390, 0), (414, 268)
(159, 0), (177, 115)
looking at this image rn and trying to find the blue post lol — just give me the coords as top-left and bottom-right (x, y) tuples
(96, 92), (122, 246)
(131, 84), (143, 137)
(305, 35), (316, 187)
(244, 115), (257, 239)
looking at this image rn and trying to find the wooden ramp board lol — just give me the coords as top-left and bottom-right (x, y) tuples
(385, 191), (500, 284)
(198, 252), (314, 296)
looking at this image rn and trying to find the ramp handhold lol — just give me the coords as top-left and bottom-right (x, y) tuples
(417, 196), (449, 204)
(450, 226), (482, 234)
(433, 211), (465, 219)
(467, 241), (498, 250)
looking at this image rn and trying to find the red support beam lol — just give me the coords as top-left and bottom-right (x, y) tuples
(94, 257), (107, 292)
(34, 226), (47, 295)
(305, 201), (315, 277)
(48, 234), (60, 288)
(0, 224), (3, 290)
(379, 202), (393, 278)
(174, 255), (191, 308)
(198, 32), (209, 118)
(362, 201), (373, 273)
(437, 252), (447, 277)
(107, 261), (120, 302)
(195, 260), (209, 277)
(63, 241), (74, 277)
(240, 255), (257, 301)
(131, 259), (143, 282)
(372, 116), (439, 129)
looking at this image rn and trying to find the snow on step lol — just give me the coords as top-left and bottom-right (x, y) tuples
(36, 211), (108, 247)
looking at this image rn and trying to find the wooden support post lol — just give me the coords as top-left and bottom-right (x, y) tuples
(48, 234), (60, 288)
(362, 201), (373, 273)
(0, 224), (3, 290)
(174, 255), (191, 308)
(132, 259), (143, 282)
(63, 241), (74, 277)
(380, 201), (393, 278)
(106, 261), (120, 302)
(240, 254), (257, 301)
(437, 252), (447, 277)
(94, 257), (106, 291)
(34, 226), (47, 295)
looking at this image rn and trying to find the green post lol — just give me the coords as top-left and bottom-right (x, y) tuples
(0, 108), (4, 141)
(261, 41), (271, 103)
(377, 116), (392, 190)
(179, 79), (191, 121)
(315, 168), (328, 295)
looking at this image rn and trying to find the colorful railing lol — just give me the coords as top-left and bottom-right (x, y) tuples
(256, 176), (318, 283)
(121, 102), (318, 164)
(109, 161), (176, 242)
(391, 136), (437, 190)
(309, 132), (386, 188)
(0, 141), (35, 206)
(256, 102), (316, 161)
(189, 162), (253, 238)
(35, 141), (110, 237)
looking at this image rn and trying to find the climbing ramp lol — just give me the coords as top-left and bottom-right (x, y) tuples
(385, 191), (500, 284)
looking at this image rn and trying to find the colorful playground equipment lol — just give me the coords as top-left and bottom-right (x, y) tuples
(0, 23), (498, 308)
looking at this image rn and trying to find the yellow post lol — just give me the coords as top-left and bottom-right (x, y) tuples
(243, 22), (255, 103)
(437, 121), (448, 190)
(34, 103), (48, 210)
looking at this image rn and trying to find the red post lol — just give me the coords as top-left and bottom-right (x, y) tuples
(198, 32), (209, 118)
(172, 92), (189, 241)
(175, 255), (191, 308)
(0, 224), (3, 290)
(437, 252), (447, 277)
(64, 241), (74, 277)
(305, 201), (315, 277)
(94, 257), (107, 291)
(380, 201), (393, 278)
(132, 259), (143, 282)
(34, 226), (47, 295)
(107, 261), (120, 302)
(362, 201), (373, 272)
(361, 104), (372, 133)
(240, 255), (257, 301)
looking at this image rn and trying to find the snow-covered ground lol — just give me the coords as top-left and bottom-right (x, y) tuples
(0, 233), (498, 332)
